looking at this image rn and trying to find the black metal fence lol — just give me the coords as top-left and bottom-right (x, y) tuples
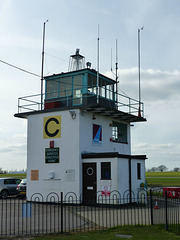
(150, 189), (180, 235)
(0, 190), (179, 237)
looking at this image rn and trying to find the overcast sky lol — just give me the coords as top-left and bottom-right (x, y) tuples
(0, 0), (180, 171)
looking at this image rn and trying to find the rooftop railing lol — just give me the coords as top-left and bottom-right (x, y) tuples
(17, 87), (144, 118)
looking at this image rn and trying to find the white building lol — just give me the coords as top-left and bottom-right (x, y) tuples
(15, 50), (147, 203)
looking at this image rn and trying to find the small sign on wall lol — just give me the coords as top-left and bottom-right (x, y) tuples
(101, 185), (111, 196)
(65, 169), (75, 181)
(31, 170), (39, 181)
(45, 148), (59, 163)
(93, 124), (102, 145)
(43, 115), (61, 139)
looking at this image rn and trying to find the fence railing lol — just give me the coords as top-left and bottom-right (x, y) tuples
(0, 190), (179, 237)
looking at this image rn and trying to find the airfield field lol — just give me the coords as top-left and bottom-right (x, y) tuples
(145, 171), (180, 187)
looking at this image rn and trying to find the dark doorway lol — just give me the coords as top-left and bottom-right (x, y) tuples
(82, 163), (97, 203)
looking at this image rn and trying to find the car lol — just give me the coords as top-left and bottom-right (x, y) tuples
(16, 178), (26, 198)
(0, 178), (21, 199)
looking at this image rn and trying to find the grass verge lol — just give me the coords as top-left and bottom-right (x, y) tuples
(145, 172), (180, 187)
(146, 177), (180, 186)
(8, 225), (180, 240)
(0, 173), (26, 179)
(146, 172), (180, 178)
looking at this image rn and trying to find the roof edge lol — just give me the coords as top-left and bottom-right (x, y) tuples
(82, 152), (147, 160)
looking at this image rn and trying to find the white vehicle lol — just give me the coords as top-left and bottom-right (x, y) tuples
(16, 178), (27, 198)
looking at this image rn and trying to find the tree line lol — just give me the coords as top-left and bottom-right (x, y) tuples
(147, 165), (180, 172)
(0, 168), (26, 174)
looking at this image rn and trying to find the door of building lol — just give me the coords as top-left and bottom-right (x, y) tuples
(82, 163), (97, 203)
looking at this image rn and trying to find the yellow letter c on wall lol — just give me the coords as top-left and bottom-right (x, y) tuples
(43, 115), (61, 139)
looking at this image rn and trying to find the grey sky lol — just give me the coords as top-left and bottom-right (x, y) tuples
(0, 0), (180, 170)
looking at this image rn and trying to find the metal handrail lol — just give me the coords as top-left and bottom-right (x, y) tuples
(17, 87), (144, 117)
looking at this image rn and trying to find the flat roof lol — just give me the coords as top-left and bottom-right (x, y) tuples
(44, 68), (116, 84)
(14, 104), (146, 122)
(82, 152), (147, 160)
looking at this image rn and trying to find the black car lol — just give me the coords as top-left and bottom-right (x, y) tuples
(16, 179), (26, 198)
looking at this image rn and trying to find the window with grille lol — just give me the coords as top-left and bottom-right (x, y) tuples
(112, 121), (127, 143)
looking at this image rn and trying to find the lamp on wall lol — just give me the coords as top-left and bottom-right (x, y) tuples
(92, 114), (96, 120)
(69, 110), (76, 119)
(49, 171), (55, 179)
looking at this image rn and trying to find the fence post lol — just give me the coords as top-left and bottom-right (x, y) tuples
(61, 192), (63, 234)
(165, 190), (168, 231)
(150, 189), (153, 225)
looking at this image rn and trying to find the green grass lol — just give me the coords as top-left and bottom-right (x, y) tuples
(146, 172), (180, 177)
(14, 225), (180, 240)
(0, 173), (26, 179)
(146, 177), (180, 186)
(145, 172), (180, 187)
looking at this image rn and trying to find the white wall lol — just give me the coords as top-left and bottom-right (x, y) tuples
(79, 111), (131, 155)
(26, 110), (81, 200)
(131, 159), (146, 193)
(118, 158), (129, 195)
(26, 108), (143, 201)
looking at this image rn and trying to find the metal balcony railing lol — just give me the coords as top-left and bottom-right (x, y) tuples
(17, 87), (144, 118)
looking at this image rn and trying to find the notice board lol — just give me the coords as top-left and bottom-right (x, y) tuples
(45, 147), (59, 164)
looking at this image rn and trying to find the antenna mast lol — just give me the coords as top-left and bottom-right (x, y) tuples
(96, 24), (100, 104)
(41, 20), (48, 110)
(138, 26), (144, 117)
(110, 40), (119, 104)
(115, 39), (118, 103)
(111, 48), (113, 71)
